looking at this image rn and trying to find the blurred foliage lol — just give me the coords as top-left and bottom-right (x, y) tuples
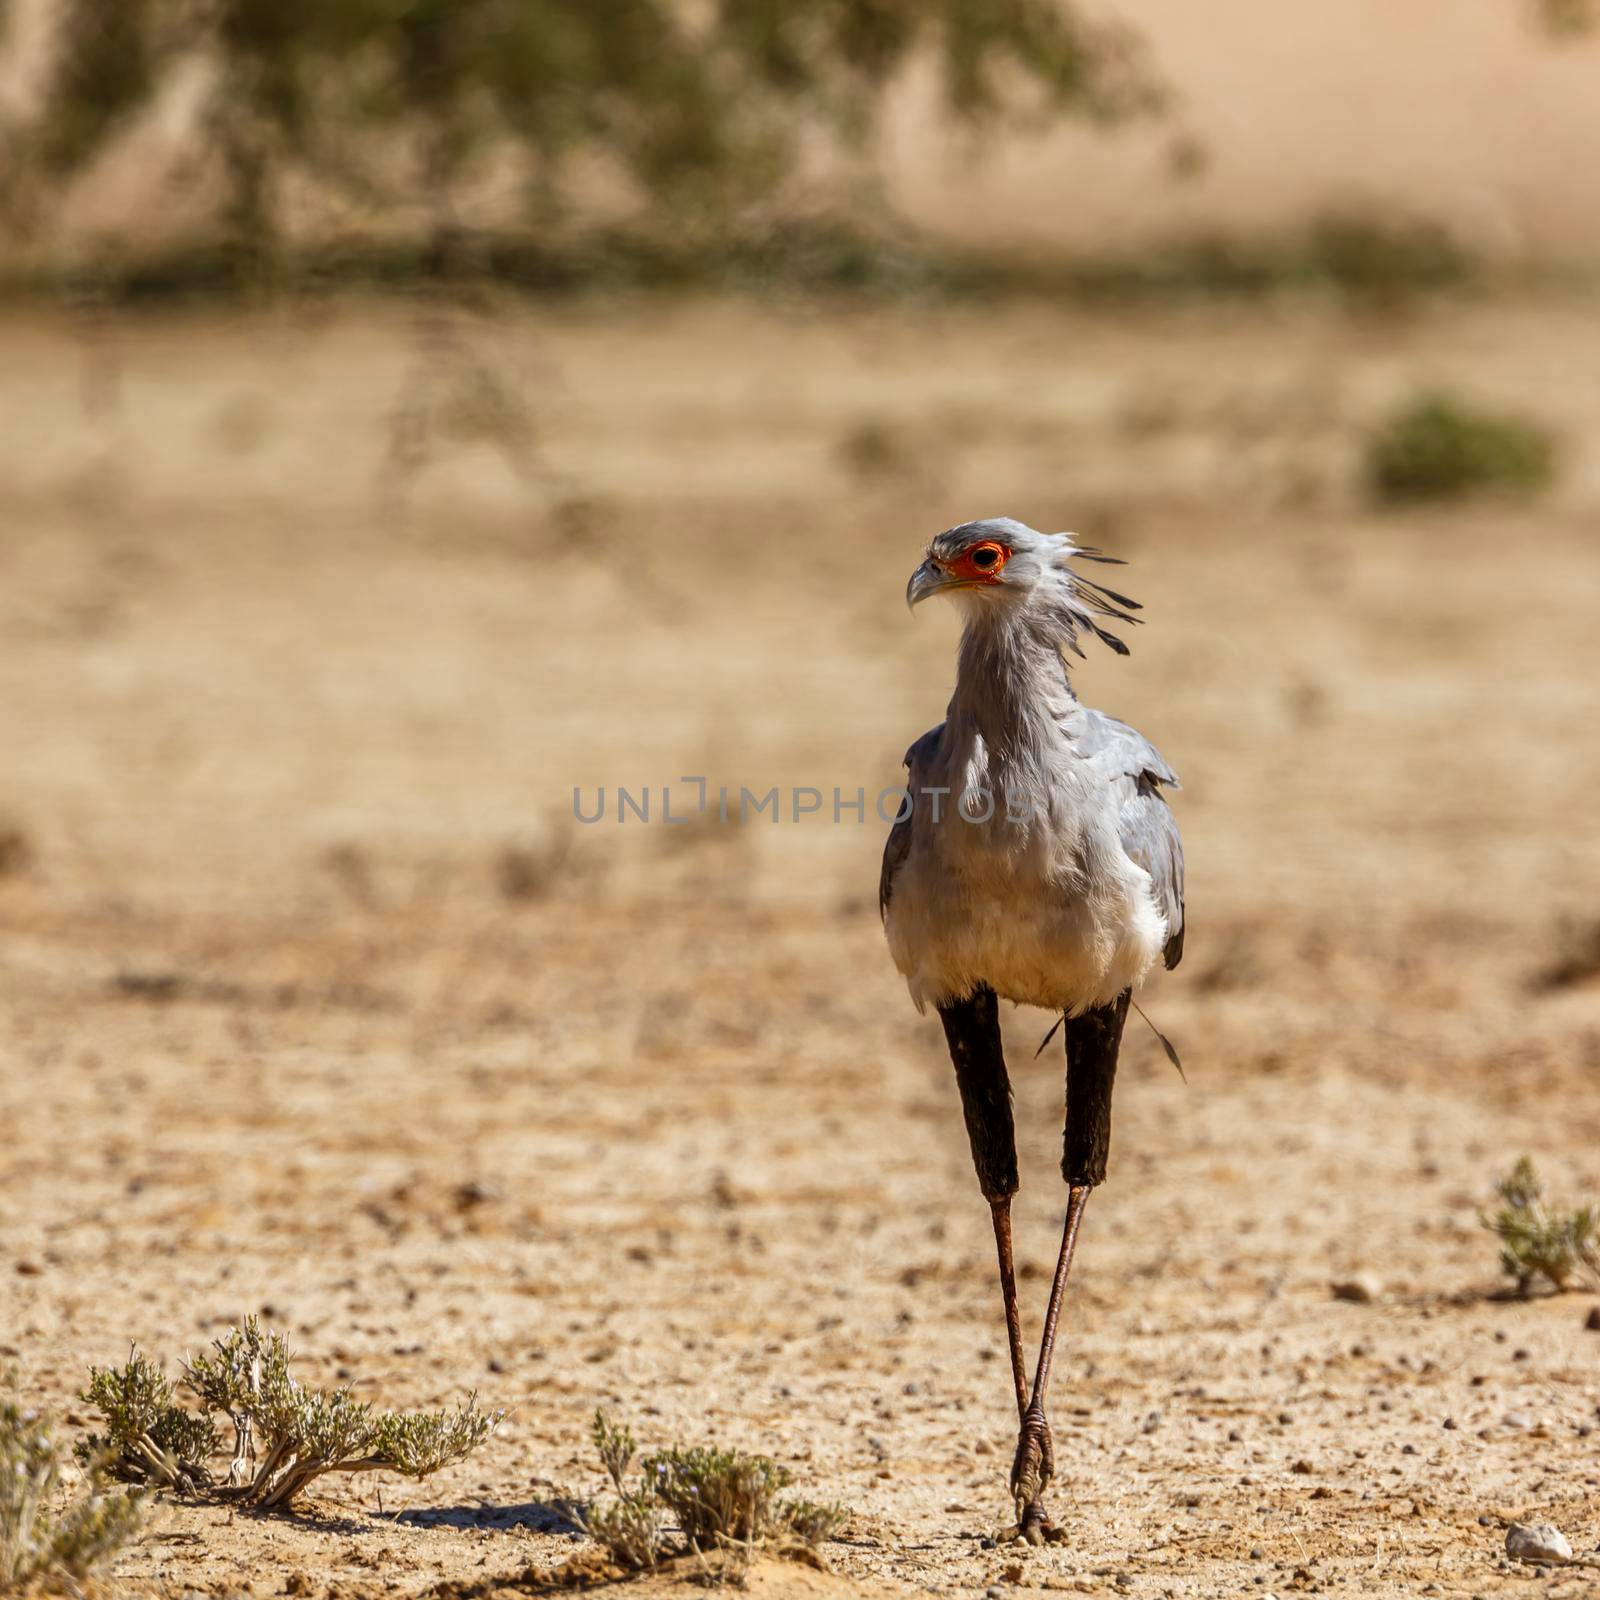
(1482, 1157), (1600, 1295)
(1, 208), (1497, 309)
(1366, 390), (1557, 504)
(2, 1374), (146, 1592)
(0, 0), (1158, 284)
(30, 0), (159, 178)
(1533, 0), (1598, 36)
(1059, 213), (1478, 308)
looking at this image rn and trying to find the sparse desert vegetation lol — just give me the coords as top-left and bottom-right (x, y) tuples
(181, 1320), (498, 1510)
(582, 1411), (846, 1572)
(1484, 1159), (1600, 1297)
(78, 1348), (215, 1491)
(81, 1321), (500, 1510)
(0, 296), (1597, 1597)
(1, 1379), (145, 1594)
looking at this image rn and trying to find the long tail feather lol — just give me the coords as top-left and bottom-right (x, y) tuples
(1131, 1001), (1185, 1082)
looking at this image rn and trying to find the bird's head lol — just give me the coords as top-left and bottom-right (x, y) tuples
(905, 516), (1142, 658)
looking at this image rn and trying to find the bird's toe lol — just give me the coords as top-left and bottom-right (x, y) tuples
(994, 1514), (1048, 1548)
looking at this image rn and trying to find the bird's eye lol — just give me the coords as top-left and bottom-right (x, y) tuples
(970, 545), (1001, 570)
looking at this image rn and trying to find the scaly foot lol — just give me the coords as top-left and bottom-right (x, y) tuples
(997, 1404), (1068, 1544)
(1009, 1403), (1053, 1510)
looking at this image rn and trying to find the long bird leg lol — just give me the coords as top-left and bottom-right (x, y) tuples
(936, 989), (1054, 1532)
(1010, 990), (1131, 1542)
(988, 1201), (1031, 1425)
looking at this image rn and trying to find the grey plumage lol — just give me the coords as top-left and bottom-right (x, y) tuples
(1072, 707), (1185, 971)
(881, 517), (1183, 1016)
(884, 706), (1183, 969)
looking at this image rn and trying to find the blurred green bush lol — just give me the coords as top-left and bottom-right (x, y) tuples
(1366, 390), (1557, 505)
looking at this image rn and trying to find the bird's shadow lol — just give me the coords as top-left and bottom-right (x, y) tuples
(386, 1497), (587, 1536)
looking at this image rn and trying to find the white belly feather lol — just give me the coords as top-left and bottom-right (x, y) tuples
(885, 730), (1167, 1016)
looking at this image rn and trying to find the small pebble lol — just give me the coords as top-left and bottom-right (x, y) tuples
(1330, 1273), (1382, 1304)
(1505, 1522), (1572, 1566)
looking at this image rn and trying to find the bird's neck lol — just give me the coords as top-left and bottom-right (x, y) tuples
(948, 610), (1078, 757)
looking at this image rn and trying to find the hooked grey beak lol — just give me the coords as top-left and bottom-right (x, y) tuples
(906, 557), (955, 610)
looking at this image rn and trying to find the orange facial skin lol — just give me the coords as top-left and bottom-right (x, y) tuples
(941, 540), (1012, 587)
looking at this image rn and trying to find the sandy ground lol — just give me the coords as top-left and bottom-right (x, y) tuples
(1, 293), (1599, 1599)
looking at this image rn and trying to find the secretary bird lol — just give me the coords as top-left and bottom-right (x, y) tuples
(880, 517), (1184, 1544)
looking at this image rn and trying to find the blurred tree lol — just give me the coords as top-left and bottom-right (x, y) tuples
(0, 0), (1159, 279)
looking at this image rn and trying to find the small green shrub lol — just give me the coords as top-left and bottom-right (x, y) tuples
(644, 1441), (790, 1548)
(777, 1497), (850, 1547)
(2, 1377), (145, 1592)
(1483, 1157), (1600, 1295)
(80, 1318), (501, 1513)
(182, 1319), (501, 1510)
(581, 1414), (665, 1569)
(1367, 391), (1556, 504)
(581, 1411), (846, 1571)
(78, 1347), (215, 1492)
